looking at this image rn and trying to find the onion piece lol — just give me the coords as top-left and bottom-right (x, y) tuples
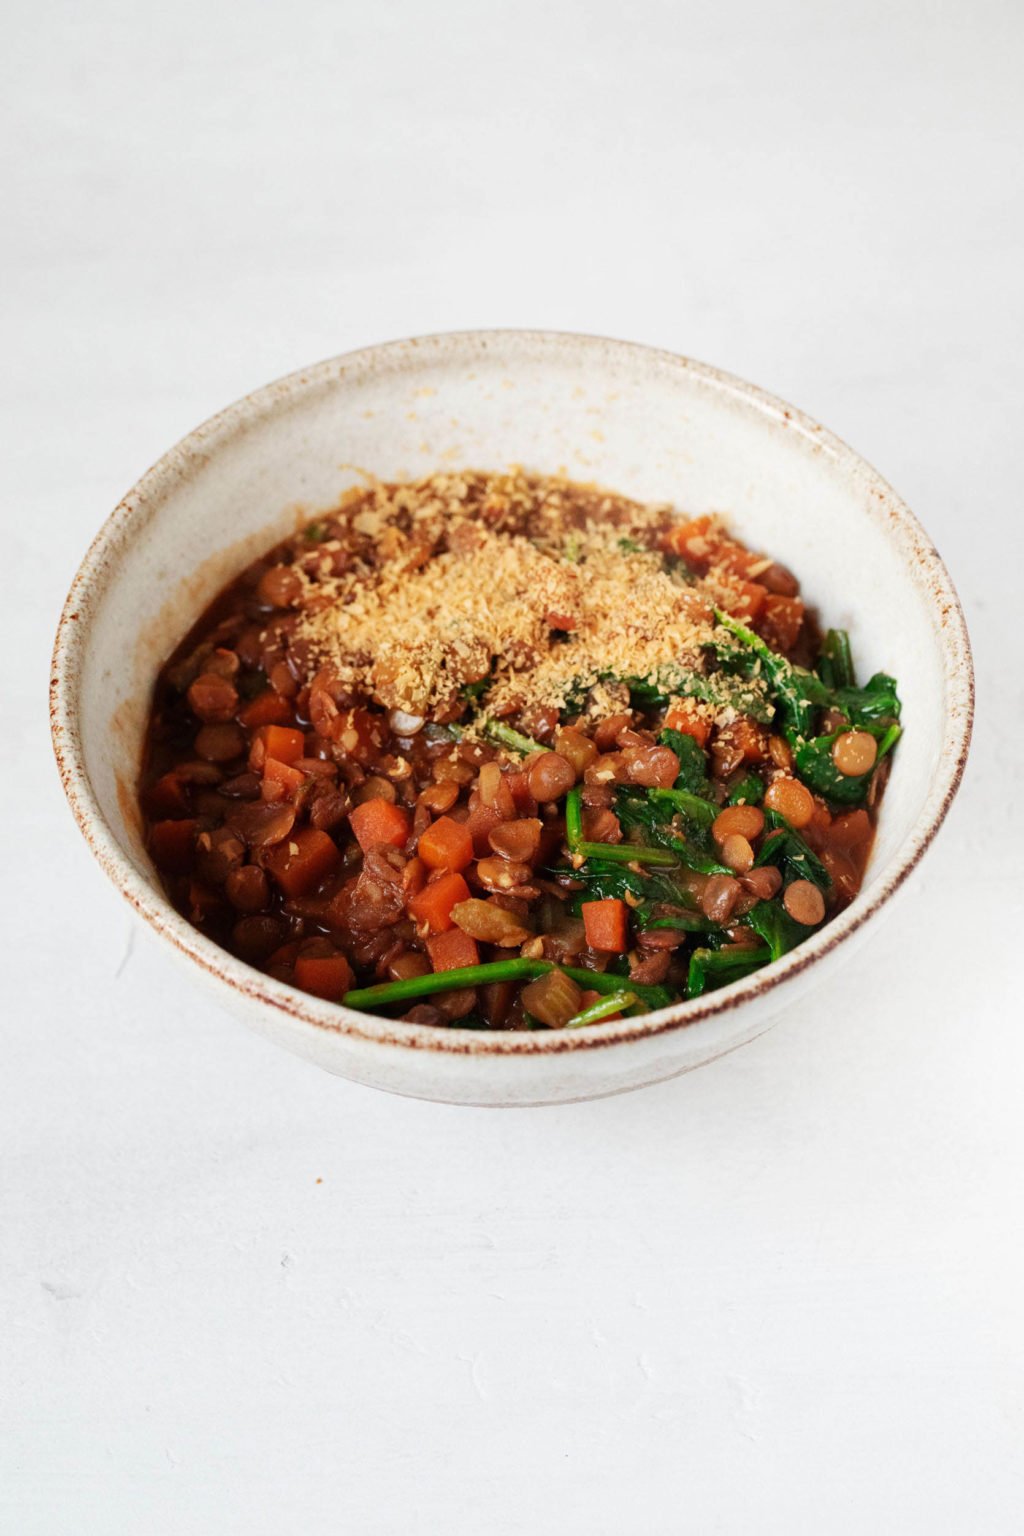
(388, 709), (425, 735)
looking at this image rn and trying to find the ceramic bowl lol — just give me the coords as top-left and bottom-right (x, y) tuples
(50, 332), (973, 1105)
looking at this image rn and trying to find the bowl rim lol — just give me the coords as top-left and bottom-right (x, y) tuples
(50, 329), (975, 1058)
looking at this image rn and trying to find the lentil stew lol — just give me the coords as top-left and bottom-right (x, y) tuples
(140, 470), (901, 1030)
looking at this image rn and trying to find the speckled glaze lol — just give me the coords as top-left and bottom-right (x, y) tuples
(50, 332), (973, 1105)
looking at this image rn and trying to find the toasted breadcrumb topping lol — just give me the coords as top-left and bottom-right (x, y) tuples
(294, 470), (770, 726)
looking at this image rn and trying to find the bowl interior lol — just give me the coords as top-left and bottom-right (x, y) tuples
(71, 335), (955, 890)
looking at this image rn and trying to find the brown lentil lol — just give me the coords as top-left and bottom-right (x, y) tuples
(712, 804), (765, 844)
(763, 776), (815, 829)
(720, 834), (755, 874)
(700, 875), (742, 924)
(783, 880), (826, 926)
(832, 730), (878, 777)
(527, 752), (577, 803)
(740, 866), (783, 901)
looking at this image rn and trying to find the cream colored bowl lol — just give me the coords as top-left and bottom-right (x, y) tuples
(50, 332), (973, 1105)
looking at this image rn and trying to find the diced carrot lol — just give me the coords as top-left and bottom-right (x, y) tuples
(417, 814), (474, 872)
(663, 700), (711, 748)
(250, 724), (306, 772)
(145, 771), (190, 819)
(717, 576), (767, 622)
(239, 690), (295, 729)
(758, 594), (805, 654)
(465, 803), (503, 857)
(349, 798), (411, 853)
(150, 818), (197, 874)
(582, 897), (628, 954)
(294, 952), (355, 1002)
(263, 827), (340, 897)
(715, 540), (764, 579)
(730, 717), (768, 764)
(408, 870), (471, 934)
(426, 927), (480, 972)
(662, 515), (720, 570)
(261, 757), (305, 798)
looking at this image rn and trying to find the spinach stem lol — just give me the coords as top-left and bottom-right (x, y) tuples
(648, 786), (717, 825)
(344, 958), (544, 1008)
(644, 912), (715, 933)
(822, 628), (855, 690)
(565, 785), (584, 849)
(567, 990), (637, 1027)
(567, 786), (674, 867)
(344, 958), (672, 1012)
(877, 722), (902, 759)
(575, 841), (679, 868)
(483, 720), (543, 756)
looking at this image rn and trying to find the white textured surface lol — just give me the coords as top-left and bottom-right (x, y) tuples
(3, 2), (1021, 1531)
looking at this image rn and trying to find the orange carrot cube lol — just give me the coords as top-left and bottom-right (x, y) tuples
(294, 952), (354, 1001)
(426, 927), (480, 972)
(348, 799), (412, 852)
(263, 827), (340, 897)
(582, 897), (628, 954)
(417, 815), (474, 872)
(408, 871), (471, 933)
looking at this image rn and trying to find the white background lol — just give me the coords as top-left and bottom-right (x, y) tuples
(3, 2), (1021, 1531)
